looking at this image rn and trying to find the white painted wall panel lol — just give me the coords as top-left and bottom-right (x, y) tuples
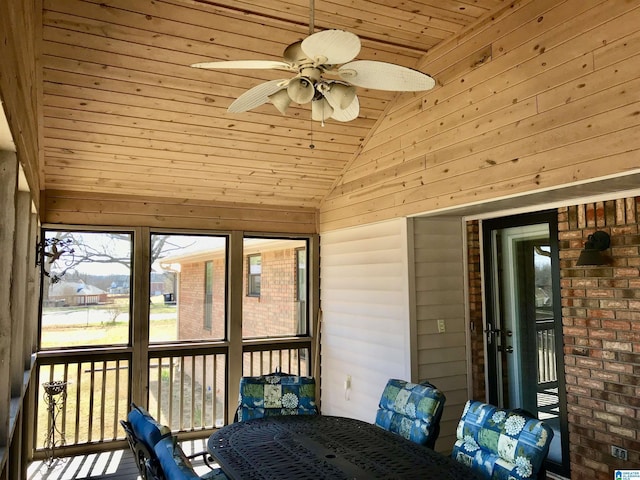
(320, 216), (471, 453)
(320, 218), (411, 422)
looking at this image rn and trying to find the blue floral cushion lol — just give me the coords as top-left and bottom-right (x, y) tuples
(451, 400), (554, 479)
(237, 372), (318, 422)
(374, 378), (445, 448)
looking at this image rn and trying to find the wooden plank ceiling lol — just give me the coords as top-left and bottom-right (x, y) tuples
(42, 0), (503, 208)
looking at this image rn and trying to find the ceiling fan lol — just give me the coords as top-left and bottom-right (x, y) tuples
(191, 7), (435, 123)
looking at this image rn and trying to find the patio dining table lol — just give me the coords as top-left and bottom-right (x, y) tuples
(207, 415), (483, 479)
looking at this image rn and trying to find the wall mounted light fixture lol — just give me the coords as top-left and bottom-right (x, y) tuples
(576, 230), (611, 266)
(36, 237), (75, 283)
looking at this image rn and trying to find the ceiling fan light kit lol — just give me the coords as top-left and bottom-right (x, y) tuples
(268, 89), (292, 114)
(192, 29), (435, 124)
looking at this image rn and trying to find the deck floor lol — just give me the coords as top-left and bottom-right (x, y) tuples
(27, 439), (212, 480)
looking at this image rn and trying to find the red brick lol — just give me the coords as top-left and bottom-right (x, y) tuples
(605, 403), (636, 417)
(564, 326), (589, 337)
(586, 289), (614, 298)
(587, 309), (616, 319)
(578, 378), (605, 390)
(593, 411), (621, 425)
(588, 329), (616, 340)
(602, 340), (633, 352)
(591, 370), (621, 382)
(613, 267), (639, 277)
(601, 319), (631, 330)
(603, 361), (634, 374)
(608, 425), (637, 439)
(575, 357), (603, 369)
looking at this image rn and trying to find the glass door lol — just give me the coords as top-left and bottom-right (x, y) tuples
(483, 211), (569, 477)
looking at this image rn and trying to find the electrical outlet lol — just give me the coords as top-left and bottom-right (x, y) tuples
(437, 319), (446, 333)
(611, 445), (628, 460)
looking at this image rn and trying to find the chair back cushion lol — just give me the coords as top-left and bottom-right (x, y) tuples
(237, 372), (318, 421)
(154, 436), (200, 480)
(451, 400), (554, 480)
(374, 378), (445, 448)
(128, 403), (171, 449)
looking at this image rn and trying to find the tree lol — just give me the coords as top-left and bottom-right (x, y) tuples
(42, 232), (190, 279)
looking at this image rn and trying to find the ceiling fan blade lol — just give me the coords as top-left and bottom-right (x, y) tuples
(301, 29), (361, 65)
(228, 79), (290, 113)
(191, 60), (293, 72)
(338, 60), (435, 91)
(330, 95), (359, 122)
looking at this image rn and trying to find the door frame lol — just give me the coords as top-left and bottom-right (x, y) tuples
(481, 210), (570, 477)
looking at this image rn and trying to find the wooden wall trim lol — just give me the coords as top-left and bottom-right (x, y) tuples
(43, 189), (318, 234)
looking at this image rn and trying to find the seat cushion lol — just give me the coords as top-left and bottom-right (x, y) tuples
(237, 372), (318, 421)
(451, 400), (554, 480)
(128, 403), (171, 449)
(374, 379), (445, 447)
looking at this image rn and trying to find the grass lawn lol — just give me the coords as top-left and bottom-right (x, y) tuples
(41, 300), (178, 347)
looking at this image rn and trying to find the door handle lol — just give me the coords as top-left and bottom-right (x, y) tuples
(484, 327), (500, 344)
(497, 345), (513, 353)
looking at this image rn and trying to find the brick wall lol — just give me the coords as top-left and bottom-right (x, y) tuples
(466, 197), (640, 479)
(178, 248), (301, 341)
(559, 198), (640, 479)
(178, 258), (225, 340)
(242, 248), (299, 338)
(467, 220), (486, 399)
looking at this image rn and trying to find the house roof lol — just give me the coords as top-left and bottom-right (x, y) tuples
(40, 0), (506, 209)
(49, 280), (106, 296)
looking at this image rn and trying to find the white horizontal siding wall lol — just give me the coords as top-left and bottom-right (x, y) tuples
(320, 218), (411, 422)
(411, 216), (469, 452)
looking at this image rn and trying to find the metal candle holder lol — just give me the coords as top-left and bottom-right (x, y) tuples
(42, 380), (67, 464)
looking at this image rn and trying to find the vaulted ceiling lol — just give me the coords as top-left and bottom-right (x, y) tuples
(41, 0), (504, 208)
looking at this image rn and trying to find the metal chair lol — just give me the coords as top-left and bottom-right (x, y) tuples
(121, 403), (228, 480)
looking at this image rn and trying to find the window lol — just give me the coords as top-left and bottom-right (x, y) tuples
(247, 254), (261, 297)
(296, 248), (307, 335)
(204, 260), (213, 330)
(243, 238), (308, 339)
(40, 230), (132, 349)
(149, 233), (227, 342)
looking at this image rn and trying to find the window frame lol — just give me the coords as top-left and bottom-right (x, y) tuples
(246, 254), (261, 297)
(38, 227), (135, 351)
(204, 260), (213, 331)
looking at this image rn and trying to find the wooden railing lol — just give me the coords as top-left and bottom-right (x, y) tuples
(536, 321), (557, 385)
(35, 350), (131, 454)
(147, 345), (227, 431)
(33, 340), (313, 456)
(242, 340), (312, 376)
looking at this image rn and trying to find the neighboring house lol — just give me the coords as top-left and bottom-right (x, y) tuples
(159, 239), (307, 398)
(47, 281), (108, 306)
(160, 239), (306, 342)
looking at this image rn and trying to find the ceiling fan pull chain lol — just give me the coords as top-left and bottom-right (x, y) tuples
(309, 117), (315, 149)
